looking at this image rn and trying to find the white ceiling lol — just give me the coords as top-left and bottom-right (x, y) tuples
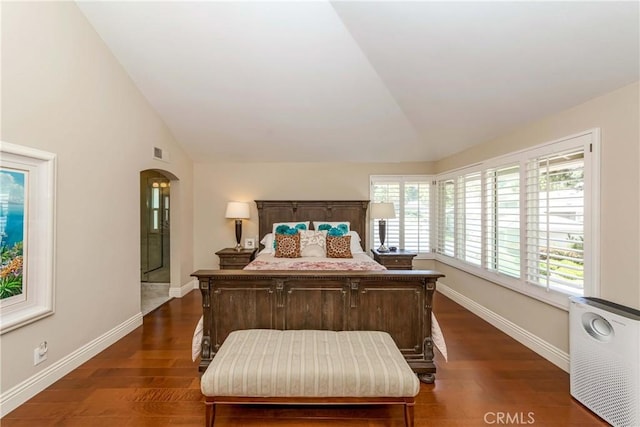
(77, 1), (639, 163)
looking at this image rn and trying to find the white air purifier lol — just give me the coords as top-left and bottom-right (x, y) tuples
(569, 296), (640, 427)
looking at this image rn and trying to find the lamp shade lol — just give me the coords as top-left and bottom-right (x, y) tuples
(370, 202), (395, 219)
(225, 201), (250, 219)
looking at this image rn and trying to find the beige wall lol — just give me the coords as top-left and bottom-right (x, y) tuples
(1, 1), (193, 397)
(1, 0), (636, 409)
(434, 82), (640, 352)
(193, 162), (434, 269)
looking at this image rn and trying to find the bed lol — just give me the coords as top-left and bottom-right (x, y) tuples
(192, 200), (446, 383)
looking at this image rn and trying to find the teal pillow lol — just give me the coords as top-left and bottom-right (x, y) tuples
(317, 223), (349, 237)
(275, 224), (305, 235)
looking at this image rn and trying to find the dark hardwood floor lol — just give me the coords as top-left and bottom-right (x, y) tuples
(2, 290), (607, 426)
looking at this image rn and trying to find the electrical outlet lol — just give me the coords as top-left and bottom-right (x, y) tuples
(33, 341), (48, 366)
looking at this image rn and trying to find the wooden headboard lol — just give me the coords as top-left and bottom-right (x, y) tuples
(254, 200), (369, 248)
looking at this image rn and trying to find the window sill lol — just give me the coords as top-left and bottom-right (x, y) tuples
(435, 254), (575, 311)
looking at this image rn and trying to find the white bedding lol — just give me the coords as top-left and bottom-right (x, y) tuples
(244, 252), (386, 271)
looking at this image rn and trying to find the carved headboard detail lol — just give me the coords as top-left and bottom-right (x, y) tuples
(254, 200), (370, 249)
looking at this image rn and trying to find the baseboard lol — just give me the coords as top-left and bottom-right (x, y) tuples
(0, 312), (143, 417)
(437, 281), (570, 372)
(168, 278), (198, 298)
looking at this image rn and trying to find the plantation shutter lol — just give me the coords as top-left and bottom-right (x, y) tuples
(436, 179), (455, 257)
(525, 149), (585, 293)
(403, 180), (430, 252)
(485, 164), (520, 278)
(458, 172), (482, 266)
(371, 176), (431, 255)
(371, 180), (401, 248)
(433, 130), (597, 302)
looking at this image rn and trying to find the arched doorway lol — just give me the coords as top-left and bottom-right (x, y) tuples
(140, 169), (175, 314)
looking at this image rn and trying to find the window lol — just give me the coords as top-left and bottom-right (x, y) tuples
(436, 179), (454, 257)
(149, 180), (170, 233)
(485, 164), (520, 277)
(151, 186), (160, 232)
(370, 175), (432, 256)
(1, 142), (56, 334)
(458, 172), (482, 266)
(435, 129), (599, 307)
(525, 148), (586, 294)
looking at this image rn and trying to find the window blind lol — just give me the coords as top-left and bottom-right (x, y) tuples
(485, 164), (520, 278)
(371, 176), (431, 255)
(458, 172), (482, 266)
(433, 130), (598, 304)
(525, 149), (585, 293)
(371, 180), (400, 248)
(436, 179), (455, 257)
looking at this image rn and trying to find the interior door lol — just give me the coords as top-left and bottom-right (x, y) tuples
(141, 174), (170, 282)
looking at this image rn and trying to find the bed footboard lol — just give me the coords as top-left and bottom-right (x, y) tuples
(191, 269), (444, 383)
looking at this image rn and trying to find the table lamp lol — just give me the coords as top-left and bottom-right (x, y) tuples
(370, 202), (395, 253)
(225, 201), (250, 251)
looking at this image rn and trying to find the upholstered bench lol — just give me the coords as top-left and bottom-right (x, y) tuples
(200, 329), (420, 427)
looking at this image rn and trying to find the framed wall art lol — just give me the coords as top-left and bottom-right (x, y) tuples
(0, 142), (56, 334)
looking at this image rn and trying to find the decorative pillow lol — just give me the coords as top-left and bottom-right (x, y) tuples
(272, 222), (310, 235)
(326, 235), (353, 258)
(348, 231), (365, 254)
(259, 233), (275, 254)
(299, 230), (327, 257)
(272, 222), (309, 249)
(275, 232), (301, 258)
(315, 221), (350, 236)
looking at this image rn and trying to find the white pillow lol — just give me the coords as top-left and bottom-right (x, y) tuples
(348, 231), (365, 254)
(299, 230), (327, 257)
(259, 233), (275, 254)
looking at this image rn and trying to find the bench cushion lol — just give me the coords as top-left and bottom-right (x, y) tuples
(201, 329), (420, 398)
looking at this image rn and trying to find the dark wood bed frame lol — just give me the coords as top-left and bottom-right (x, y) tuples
(192, 200), (444, 383)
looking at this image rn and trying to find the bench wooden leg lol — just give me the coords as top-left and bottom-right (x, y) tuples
(205, 400), (215, 427)
(404, 399), (415, 427)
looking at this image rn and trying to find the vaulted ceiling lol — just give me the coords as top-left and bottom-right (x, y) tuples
(77, 1), (639, 163)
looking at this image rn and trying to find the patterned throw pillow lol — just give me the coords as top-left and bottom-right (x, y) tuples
(275, 232), (301, 258)
(273, 223), (308, 249)
(299, 230), (327, 257)
(326, 235), (353, 258)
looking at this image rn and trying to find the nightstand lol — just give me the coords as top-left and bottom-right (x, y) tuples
(371, 248), (417, 270)
(216, 248), (257, 270)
